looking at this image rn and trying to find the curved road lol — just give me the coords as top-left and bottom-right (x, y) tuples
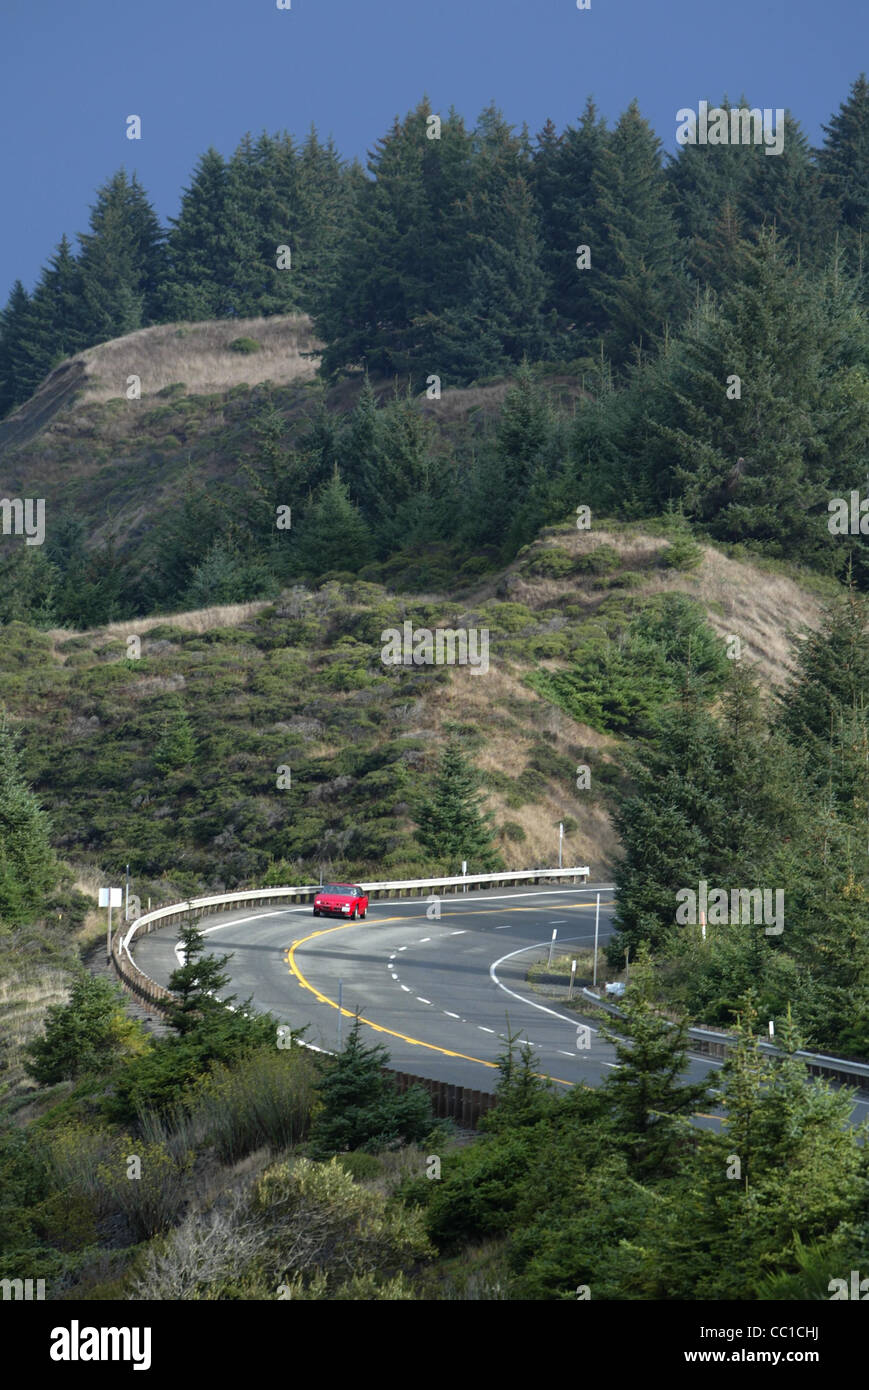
(132, 883), (869, 1126)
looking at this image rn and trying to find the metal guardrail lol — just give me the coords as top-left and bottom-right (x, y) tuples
(113, 867), (591, 1006)
(580, 989), (869, 1095)
(117, 866), (591, 959)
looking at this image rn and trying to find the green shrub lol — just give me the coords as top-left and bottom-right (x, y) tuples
(336, 1151), (383, 1182)
(228, 337), (262, 354)
(572, 544), (620, 576)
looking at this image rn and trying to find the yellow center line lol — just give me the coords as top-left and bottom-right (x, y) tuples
(283, 913), (720, 1119)
(286, 919), (572, 1084)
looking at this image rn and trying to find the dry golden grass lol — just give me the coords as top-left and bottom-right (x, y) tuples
(74, 314), (322, 404)
(47, 600), (273, 657)
(0, 967), (71, 1100)
(491, 528), (823, 692)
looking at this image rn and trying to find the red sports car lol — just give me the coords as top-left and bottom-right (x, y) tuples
(313, 884), (369, 919)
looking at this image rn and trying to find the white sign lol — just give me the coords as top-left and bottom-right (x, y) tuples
(99, 887), (122, 907)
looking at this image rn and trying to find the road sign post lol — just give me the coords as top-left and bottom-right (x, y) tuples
(593, 891), (600, 989)
(548, 927), (557, 968)
(99, 886), (122, 962)
(568, 958), (577, 1000)
(558, 822), (563, 869)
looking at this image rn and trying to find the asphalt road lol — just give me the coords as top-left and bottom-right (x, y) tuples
(132, 884), (728, 1123)
(131, 883), (869, 1127)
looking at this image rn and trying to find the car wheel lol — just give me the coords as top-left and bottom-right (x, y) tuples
(350, 906), (358, 920)
(313, 908), (320, 916)
(360, 909), (366, 919)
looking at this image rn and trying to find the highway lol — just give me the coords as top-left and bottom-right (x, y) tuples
(132, 883), (869, 1126)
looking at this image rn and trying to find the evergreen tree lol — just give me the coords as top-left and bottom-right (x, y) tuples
(153, 703), (197, 773)
(531, 99), (609, 340)
(223, 131), (302, 317)
(0, 280), (36, 416)
(0, 714), (57, 927)
(640, 231), (869, 559)
(818, 74), (869, 241)
(165, 915), (235, 1034)
(599, 952), (711, 1177)
(164, 149), (235, 319)
(25, 236), (87, 385)
(76, 169), (166, 342)
(738, 112), (835, 270)
(588, 100), (687, 366)
(294, 465), (371, 575)
(24, 973), (143, 1084)
(317, 99), (476, 383)
(778, 585), (869, 772)
(413, 740), (501, 872)
(309, 1013), (432, 1156)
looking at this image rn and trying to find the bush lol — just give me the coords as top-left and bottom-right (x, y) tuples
(310, 1017), (433, 1157)
(24, 975), (146, 1085)
(228, 337), (262, 354)
(661, 534), (703, 571)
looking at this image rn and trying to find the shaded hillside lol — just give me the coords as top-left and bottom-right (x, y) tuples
(0, 525), (827, 899)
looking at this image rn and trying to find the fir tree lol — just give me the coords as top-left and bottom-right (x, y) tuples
(413, 740), (501, 872)
(153, 703), (197, 773)
(309, 1013), (432, 1156)
(165, 914), (235, 1034)
(599, 952), (711, 1177)
(76, 170), (166, 342)
(819, 73), (869, 239)
(0, 713), (57, 927)
(24, 974), (143, 1084)
(164, 149), (235, 319)
(588, 100), (687, 366)
(0, 280), (36, 416)
(294, 465), (371, 575)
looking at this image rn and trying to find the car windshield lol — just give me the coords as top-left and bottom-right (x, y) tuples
(321, 885), (354, 894)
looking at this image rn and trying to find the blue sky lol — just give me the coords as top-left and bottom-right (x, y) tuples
(1, 0), (865, 304)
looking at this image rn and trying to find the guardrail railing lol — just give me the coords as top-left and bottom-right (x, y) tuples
(113, 866), (591, 1008)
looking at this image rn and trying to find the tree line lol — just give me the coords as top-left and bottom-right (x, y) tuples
(1, 78), (868, 416)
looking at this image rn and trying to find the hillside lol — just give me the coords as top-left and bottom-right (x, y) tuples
(1, 523), (824, 890)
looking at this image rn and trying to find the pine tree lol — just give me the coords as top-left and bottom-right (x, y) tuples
(316, 99), (476, 383)
(309, 1013), (432, 1156)
(0, 713), (57, 926)
(588, 100), (687, 366)
(153, 703), (197, 773)
(818, 74), (869, 240)
(778, 585), (869, 770)
(413, 740), (501, 872)
(738, 112), (835, 270)
(76, 170), (166, 343)
(24, 973), (143, 1083)
(294, 465), (371, 575)
(599, 953), (711, 1177)
(642, 230), (869, 558)
(164, 149), (235, 319)
(25, 236), (86, 384)
(531, 99), (609, 338)
(165, 914), (235, 1033)
(0, 280), (36, 416)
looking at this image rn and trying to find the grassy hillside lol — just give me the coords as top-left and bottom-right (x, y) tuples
(0, 522), (826, 899)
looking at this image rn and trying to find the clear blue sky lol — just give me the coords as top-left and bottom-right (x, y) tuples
(1, 0), (865, 304)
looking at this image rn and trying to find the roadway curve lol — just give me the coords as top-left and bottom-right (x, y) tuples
(131, 883), (869, 1126)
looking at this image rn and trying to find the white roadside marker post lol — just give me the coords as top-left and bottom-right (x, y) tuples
(99, 886), (122, 963)
(568, 958), (577, 1000)
(593, 891), (600, 988)
(548, 928), (557, 968)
